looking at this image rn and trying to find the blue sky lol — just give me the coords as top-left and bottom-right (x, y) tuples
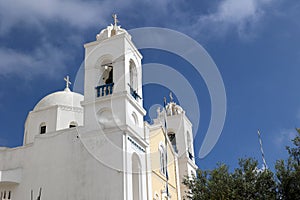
(1, 0), (300, 171)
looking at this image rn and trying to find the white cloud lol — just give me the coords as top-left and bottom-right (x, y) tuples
(274, 128), (297, 147)
(0, 0), (131, 78)
(0, 42), (70, 78)
(0, 0), (123, 34)
(0, 0), (278, 79)
(194, 0), (275, 39)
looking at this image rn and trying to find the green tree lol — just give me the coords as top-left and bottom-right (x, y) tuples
(183, 164), (234, 200)
(183, 158), (276, 200)
(232, 158), (276, 199)
(183, 130), (300, 199)
(275, 129), (300, 200)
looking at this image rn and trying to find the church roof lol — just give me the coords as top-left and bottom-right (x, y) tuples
(33, 88), (83, 111)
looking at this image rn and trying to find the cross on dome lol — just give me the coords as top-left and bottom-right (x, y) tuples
(64, 76), (72, 91)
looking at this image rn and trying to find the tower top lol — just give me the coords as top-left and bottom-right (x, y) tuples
(64, 76), (71, 92)
(95, 14), (131, 41)
(112, 14), (119, 27)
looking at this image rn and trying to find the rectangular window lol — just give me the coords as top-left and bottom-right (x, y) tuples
(40, 126), (46, 134)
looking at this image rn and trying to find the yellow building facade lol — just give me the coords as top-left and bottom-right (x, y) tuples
(148, 100), (198, 200)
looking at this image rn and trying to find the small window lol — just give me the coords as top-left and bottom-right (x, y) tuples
(168, 132), (177, 153)
(159, 144), (166, 175)
(69, 121), (77, 128)
(40, 124), (46, 134)
(8, 191), (11, 199)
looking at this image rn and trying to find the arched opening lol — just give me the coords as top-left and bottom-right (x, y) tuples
(128, 60), (141, 100)
(131, 112), (138, 126)
(129, 60), (137, 90)
(168, 132), (178, 153)
(187, 131), (193, 160)
(96, 59), (114, 97)
(132, 153), (142, 200)
(40, 122), (46, 134)
(159, 143), (166, 175)
(103, 65), (113, 84)
(69, 121), (78, 128)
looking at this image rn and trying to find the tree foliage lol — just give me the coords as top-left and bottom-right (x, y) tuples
(184, 129), (300, 200)
(275, 129), (300, 199)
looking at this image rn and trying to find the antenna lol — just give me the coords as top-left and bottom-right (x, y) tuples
(257, 129), (268, 169)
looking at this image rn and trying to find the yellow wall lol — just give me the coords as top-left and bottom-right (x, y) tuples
(149, 127), (179, 200)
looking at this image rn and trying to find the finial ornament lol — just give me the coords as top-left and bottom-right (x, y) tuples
(112, 14), (119, 26)
(64, 76), (71, 90)
(169, 92), (173, 102)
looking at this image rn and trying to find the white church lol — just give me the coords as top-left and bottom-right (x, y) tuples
(0, 16), (197, 200)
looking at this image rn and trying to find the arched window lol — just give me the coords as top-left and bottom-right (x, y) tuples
(129, 60), (137, 90)
(102, 65), (113, 84)
(132, 153), (142, 200)
(159, 144), (166, 175)
(168, 132), (177, 153)
(96, 60), (114, 97)
(40, 122), (46, 134)
(69, 121), (78, 128)
(131, 112), (138, 126)
(187, 131), (193, 160)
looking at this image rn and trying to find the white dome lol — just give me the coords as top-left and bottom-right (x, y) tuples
(34, 88), (84, 111)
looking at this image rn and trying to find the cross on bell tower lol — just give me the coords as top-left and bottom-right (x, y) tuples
(112, 14), (119, 26)
(64, 76), (71, 91)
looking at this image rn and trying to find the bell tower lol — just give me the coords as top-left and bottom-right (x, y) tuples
(81, 15), (149, 200)
(155, 95), (197, 199)
(82, 15), (146, 133)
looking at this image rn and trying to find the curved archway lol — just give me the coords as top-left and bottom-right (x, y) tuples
(132, 153), (142, 200)
(168, 132), (177, 153)
(69, 121), (78, 128)
(129, 59), (138, 90)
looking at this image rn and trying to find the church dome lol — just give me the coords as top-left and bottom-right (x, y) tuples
(33, 88), (83, 111)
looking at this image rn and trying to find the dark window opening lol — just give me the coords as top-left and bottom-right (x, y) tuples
(188, 150), (193, 160)
(168, 133), (178, 153)
(40, 125), (46, 134)
(105, 66), (113, 84)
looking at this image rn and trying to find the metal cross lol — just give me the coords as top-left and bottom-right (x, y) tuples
(112, 14), (119, 26)
(169, 92), (173, 102)
(64, 76), (71, 89)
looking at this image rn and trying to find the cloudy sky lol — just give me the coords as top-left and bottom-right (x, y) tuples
(1, 0), (300, 170)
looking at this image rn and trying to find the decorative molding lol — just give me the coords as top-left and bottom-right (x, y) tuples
(128, 136), (145, 153)
(58, 105), (83, 113)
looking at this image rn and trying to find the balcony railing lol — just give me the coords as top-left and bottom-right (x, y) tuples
(95, 83), (114, 97)
(188, 150), (193, 160)
(128, 84), (141, 100)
